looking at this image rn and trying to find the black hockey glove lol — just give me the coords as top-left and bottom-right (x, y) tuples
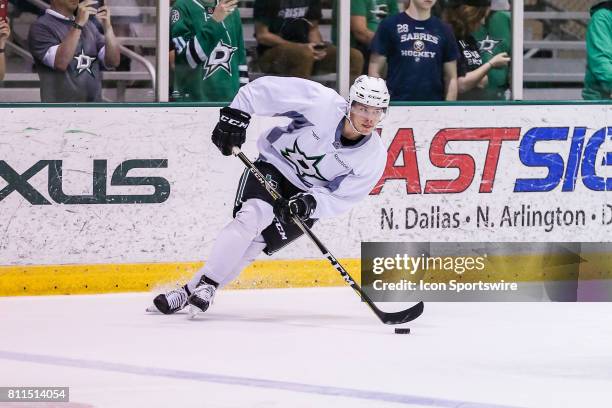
(211, 107), (251, 156)
(273, 193), (317, 224)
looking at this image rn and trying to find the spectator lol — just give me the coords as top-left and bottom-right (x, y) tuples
(332, 0), (399, 74)
(171, 0), (247, 102)
(254, 0), (363, 82)
(369, 0), (458, 101)
(472, 0), (511, 100)
(352, 1), (399, 71)
(28, 0), (121, 102)
(583, 0), (612, 100)
(443, 0), (510, 100)
(0, 17), (10, 81)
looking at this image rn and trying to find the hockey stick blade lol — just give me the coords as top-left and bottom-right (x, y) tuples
(373, 301), (424, 325)
(232, 147), (424, 325)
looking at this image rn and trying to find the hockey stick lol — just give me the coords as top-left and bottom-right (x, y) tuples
(232, 147), (424, 325)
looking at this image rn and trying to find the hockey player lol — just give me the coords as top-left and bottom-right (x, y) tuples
(171, 0), (248, 102)
(153, 75), (390, 316)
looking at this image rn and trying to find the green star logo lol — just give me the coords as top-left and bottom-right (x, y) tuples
(478, 35), (501, 55)
(281, 140), (327, 182)
(203, 40), (237, 79)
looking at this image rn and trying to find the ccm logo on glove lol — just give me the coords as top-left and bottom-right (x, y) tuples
(212, 107), (251, 156)
(220, 115), (249, 129)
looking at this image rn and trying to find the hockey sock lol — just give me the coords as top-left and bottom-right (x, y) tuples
(188, 199), (273, 292)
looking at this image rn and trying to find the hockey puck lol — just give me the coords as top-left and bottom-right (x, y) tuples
(394, 328), (411, 334)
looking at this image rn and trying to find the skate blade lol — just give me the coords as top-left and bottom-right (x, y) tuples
(146, 305), (160, 313)
(187, 304), (203, 319)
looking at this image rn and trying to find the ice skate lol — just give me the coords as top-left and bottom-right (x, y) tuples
(187, 281), (216, 317)
(151, 285), (190, 314)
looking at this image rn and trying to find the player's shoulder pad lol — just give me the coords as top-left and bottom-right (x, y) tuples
(350, 131), (386, 176)
(369, 130), (387, 156)
(372, 129), (388, 157)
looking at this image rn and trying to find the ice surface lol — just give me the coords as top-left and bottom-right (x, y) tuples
(1, 287), (611, 408)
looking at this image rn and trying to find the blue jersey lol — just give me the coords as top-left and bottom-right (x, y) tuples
(371, 12), (458, 101)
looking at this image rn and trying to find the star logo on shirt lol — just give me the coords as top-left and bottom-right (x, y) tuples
(73, 49), (97, 76)
(478, 35), (501, 55)
(203, 40), (238, 79)
(281, 140), (327, 182)
(371, 4), (389, 21)
(170, 9), (180, 24)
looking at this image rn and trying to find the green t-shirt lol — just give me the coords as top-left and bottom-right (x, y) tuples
(472, 11), (511, 100)
(332, 0), (399, 47)
(583, 7), (612, 100)
(171, 0), (247, 102)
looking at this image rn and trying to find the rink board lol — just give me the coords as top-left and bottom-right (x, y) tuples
(0, 103), (611, 295)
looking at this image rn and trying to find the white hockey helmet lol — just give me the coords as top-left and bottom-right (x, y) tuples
(348, 75), (390, 110)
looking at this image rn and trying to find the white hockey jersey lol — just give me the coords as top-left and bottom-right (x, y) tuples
(230, 76), (387, 219)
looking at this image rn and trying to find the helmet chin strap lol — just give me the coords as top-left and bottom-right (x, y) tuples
(338, 106), (370, 136)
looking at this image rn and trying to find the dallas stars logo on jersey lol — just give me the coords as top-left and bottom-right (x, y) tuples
(203, 40), (238, 79)
(478, 35), (501, 55)
(73, 49), (97, 76)
(281, 140), (327, 182)
(371, 3), (389, 21)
